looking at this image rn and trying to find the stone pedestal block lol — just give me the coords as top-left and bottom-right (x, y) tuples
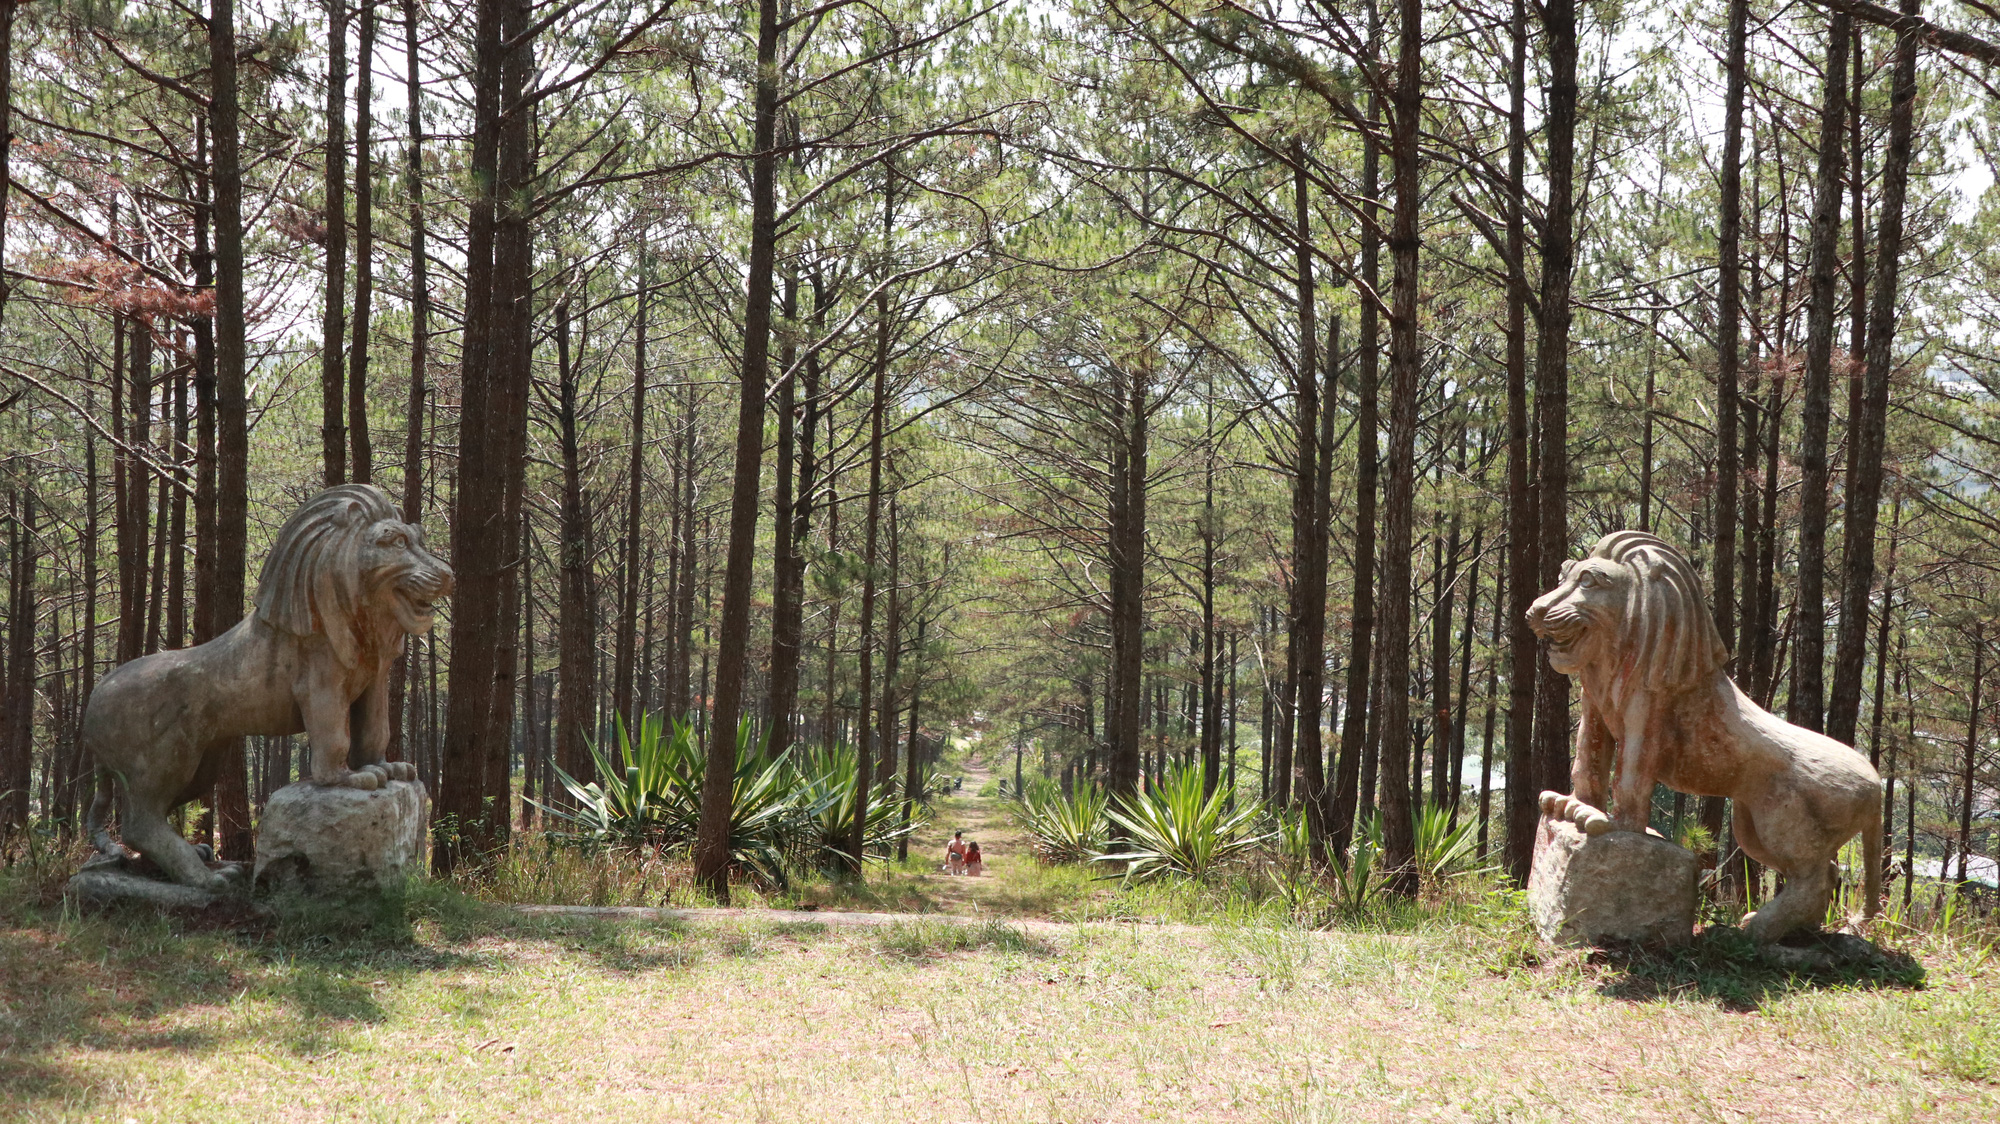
(1528, 814), (1697, 947)
(254, 779), (429, 894)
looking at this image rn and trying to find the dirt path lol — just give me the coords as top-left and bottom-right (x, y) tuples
(888, 749), (1037, 912)
(511, 753), (1125, 929)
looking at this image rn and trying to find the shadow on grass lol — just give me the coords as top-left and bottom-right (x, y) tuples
(0, 872), (720, 1114)
(1590, 925), (1927, 1012)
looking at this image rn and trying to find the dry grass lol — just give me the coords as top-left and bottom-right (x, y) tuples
(5, 759), (1994, 1122)
(2, 882), (1994, 1123)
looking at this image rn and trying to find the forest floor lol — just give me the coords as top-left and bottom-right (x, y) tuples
(2, 755), (1997, 1122)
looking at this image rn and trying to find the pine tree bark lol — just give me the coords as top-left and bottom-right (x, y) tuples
(349, 0), (376, 483)
(555, 300), (595, 792)
(695, 0), (782, 900)
(1200, 377), (1222, 797)
(2, 491), (32, 831)
(322, 0), (349, 486)
(400, 0), (430, 524)
(1958, 627), (1983, 887)
(440, 0), (534, 869)
(1829, 0), (1919, 747)
(1789, 15), (1852, 734)
(768, 271), (803, 753)
(208, 0), (254, 862)
(1107, 367), (1148, 805)
(851, 192), (894, 869)
(878, 498), (902, 787)
(0, 0), (14, 329)
(1376, 0), (1423, 892)
(899, 616), (926, 857)
(388, 0), (429, 761)
(1288, 142), (1330, 862)
(1714, 0), (1749, 657)
(1501, 0), (1539, 885)
(1531, 0), (1580, 807)
(1333, 4), (1385, 860)
(615, 272), (648, 725)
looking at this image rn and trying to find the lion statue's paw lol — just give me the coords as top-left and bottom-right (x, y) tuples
(330, 769), (382, 791)
(1538, 790), (1613, 835)
(384, 761), (417, 782)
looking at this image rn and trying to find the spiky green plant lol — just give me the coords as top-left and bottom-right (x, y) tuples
(1412, 802), (1482, 886)
(791, 744), (925, 872)
(1015, 776), (1108, 864)
(1092, 764), (1271, 883)
(1330, 814), (1385, 909)
(537, 716), (806, 889)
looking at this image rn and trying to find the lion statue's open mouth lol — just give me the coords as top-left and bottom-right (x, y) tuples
(391, 571), (449, 632)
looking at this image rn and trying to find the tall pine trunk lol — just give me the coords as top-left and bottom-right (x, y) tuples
(1289, 143), (1330, 862)
(615, 271), (648, 724)
(1501, 0), (1539, 884)
(208, 0), (254, 861)
(555, 300), (595, 793)
(1829, 0), (1919, 747)
(1789, 15), (1852, 734)
(1377, 0), (1423, 891)
(1107, 367), (1148, 805)
(322, 0), (348, 486)
(1531, 0), (1580, 808)
(695, 0), (782, 900)
(389, 0), (430, 761)
(1714, 0), (1748, 657)
(441, 0), (534, 869)
(349, 0), (375, 482)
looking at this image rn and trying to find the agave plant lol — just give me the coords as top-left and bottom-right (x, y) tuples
(1093, 764), (1271, 883)
(1330, 814), (1385, 909)
(790, 744), (925, 872)
(1412, 801), (1482, 886)
(537, 715), (808, 889)
(1014, 776), (1108, 864)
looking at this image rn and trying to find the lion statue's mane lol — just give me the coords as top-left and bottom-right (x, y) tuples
(1529, 530), (1882, 943)
(81, 484), (451, 892)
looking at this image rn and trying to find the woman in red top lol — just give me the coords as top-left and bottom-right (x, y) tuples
(964, 841), (984, 877)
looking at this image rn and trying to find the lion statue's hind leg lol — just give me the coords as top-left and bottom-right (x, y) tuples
(116, 787), (238, 892)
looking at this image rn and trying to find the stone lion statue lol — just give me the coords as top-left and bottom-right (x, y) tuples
(1527, 530), (1882, 943)
(82, 484), (453, 892)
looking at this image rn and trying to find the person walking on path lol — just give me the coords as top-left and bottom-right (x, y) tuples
(945, 831), (966, 874)
(964, 841), (984, 877)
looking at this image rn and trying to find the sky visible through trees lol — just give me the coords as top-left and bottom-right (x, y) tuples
(3, 0), (2000, 897)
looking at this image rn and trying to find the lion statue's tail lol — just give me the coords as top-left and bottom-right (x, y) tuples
(1860, 800), (1884, 925)
(86, 767), (123, 857)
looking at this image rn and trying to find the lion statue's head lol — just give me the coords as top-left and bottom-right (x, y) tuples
(1527, 530), (1726, 697)
(253, 484), (454, 668)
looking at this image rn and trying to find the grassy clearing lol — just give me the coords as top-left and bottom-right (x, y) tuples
(3, 871), (1995, 1123)
(6, 759), (1996, 1121)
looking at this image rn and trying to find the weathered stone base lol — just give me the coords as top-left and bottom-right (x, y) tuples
(64, 851), (249, 912)
(254, 779), (429, 894)
(1529, 814), (1697, 947)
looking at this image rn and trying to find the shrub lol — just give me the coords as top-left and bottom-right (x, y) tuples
(1014, 776), (1108, 864)
(1412, 802), (1483, 887)
(791, 743), (926, 874)
(1093, 764), (1271, 883)
(535, 715), (922, 887)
